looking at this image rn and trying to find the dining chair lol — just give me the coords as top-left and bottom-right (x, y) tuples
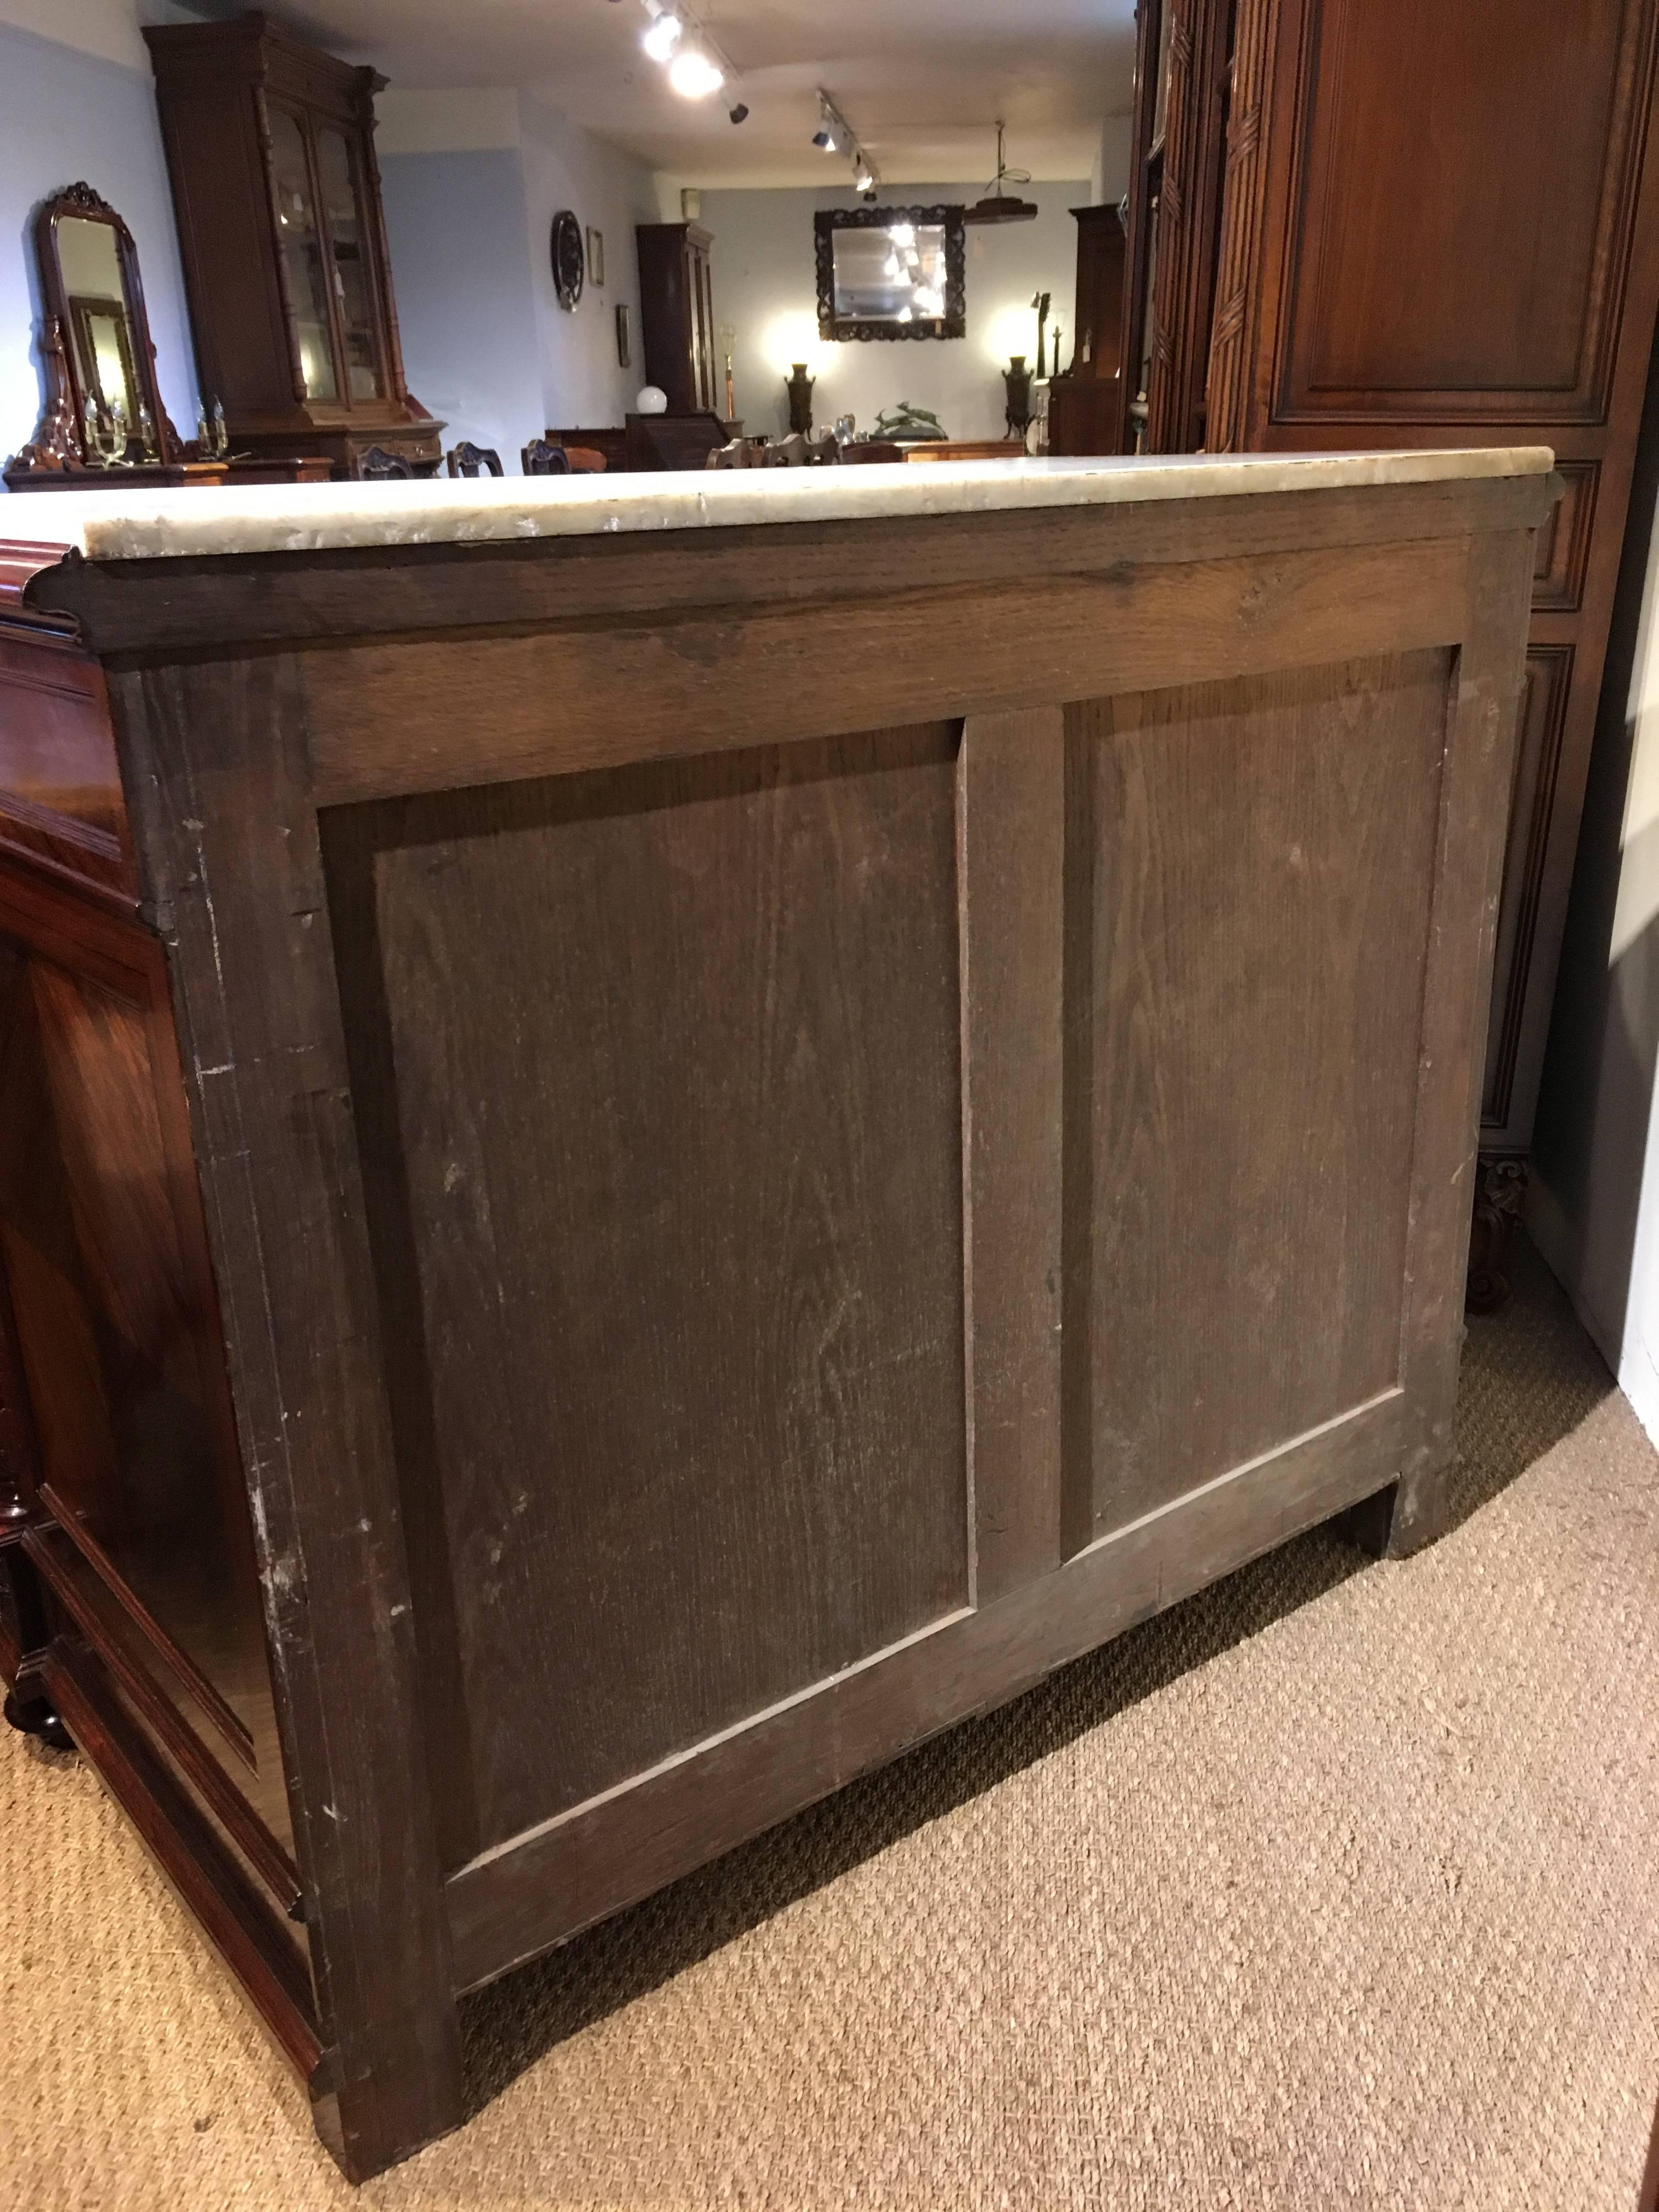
(357, 445), (414, 481)
(446, 442), (504, 478)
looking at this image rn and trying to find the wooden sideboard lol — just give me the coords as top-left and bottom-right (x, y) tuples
(1, 452), (1551, 2179)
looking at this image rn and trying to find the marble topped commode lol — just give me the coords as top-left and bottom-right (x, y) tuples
(0, 438), (1555, 2183)
(4, 446), (1556, 563)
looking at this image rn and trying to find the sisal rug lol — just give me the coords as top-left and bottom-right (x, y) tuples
(3, 1232), (1656, 2210)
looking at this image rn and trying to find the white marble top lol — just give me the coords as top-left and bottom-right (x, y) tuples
(2, 448), (1554, 563)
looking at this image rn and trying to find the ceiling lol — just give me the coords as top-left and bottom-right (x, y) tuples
(179, 0), (1138, 186)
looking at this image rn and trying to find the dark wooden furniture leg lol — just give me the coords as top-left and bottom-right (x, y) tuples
(2, 1554), (74, 1751)
(0, 1211), (67, 1747)
(1338, 1469), (1453, 1561)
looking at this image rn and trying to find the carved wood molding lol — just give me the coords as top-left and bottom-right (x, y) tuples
(7, 313), (80, 475)
(814, 206), (968, 344)
(1205, 0), (1286, 452)
(1466, 1156), (1528, 1314)
(1146, 0), (1236, 452)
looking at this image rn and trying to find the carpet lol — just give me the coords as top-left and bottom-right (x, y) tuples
(3, 1232), (1656, 2210)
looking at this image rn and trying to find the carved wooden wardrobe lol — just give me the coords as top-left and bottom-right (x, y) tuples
(1119, 0), (1659, 1283)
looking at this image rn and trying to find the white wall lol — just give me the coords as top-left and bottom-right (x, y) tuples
(698, 180), (1091, 444)
(1530, 352), (1659, 1442)
(377, 89), (658, 466)
(0, 0), (203, 476)
(377, 145), (544, 468)
(1090, 115), (1134, 207)
(518, 95), (659, 435)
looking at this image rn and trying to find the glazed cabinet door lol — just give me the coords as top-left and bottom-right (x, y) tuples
(266, 103), (342, 405)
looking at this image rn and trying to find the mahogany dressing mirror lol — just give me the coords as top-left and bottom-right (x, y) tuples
(7, 182), (178, 477)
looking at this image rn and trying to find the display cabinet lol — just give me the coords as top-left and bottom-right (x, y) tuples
(1048, 204), (1126, 456)
(144, 13), (441, 481)
(636, 222), (718, 416)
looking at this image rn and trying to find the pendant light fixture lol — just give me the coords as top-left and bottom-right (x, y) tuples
(962, 122), (1039, 225)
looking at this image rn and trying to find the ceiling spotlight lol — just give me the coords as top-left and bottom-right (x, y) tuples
(816, 88), (878, 193)
(668, 46), (724, 97)
(641, 12), (682, 60)
(729, 101), (749, 124)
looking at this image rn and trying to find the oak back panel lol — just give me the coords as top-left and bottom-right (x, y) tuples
(1068, 651), (1448, 1536)
(322, 730), (970, 1859)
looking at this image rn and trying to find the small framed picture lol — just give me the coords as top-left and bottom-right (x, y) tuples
(616, 302), (631, 369)
(586, 227), (606, 288)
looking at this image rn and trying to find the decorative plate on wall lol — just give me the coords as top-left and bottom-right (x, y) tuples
(551, 210), (585, 311)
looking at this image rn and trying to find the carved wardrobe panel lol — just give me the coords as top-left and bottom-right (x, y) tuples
(1128, 0), (1659, 1181)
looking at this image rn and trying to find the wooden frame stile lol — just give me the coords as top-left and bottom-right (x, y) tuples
(103, 653), (464, 2175)
(35, 455), (1550, 2174)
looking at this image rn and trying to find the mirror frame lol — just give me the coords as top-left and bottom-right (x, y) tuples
(814, 205), (967, 343)
(12, 181), (179, 473)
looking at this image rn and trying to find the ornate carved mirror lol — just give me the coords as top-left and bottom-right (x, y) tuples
(815, 206), (967, 342)
(8, 183), (178, 477)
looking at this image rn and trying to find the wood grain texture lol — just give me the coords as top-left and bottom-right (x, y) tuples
(301, 537), (1474, 809)
(106, 653), (464, 2179)
(445, 1384), (1410, 1991)
(1066, 652), (1448, 1537)
(0, 624), (134, 907)
(26, 1520), (298, 1901)
(1201, 0), (1659, 1157)
(0, 469), (1541, 2179)
(1531, 461), (1599, 614)
(1146, 0), (1235, 452)
(958, 709), (1066, 1601)
(322, 728), (970, 1853)
(1382, 529), (1536, 1553)
(1204, 0), (1287, 455)
(0, 896), (272, 1783)
(1273, 0), (1647, 422)
(20, 474), (1555, 659)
